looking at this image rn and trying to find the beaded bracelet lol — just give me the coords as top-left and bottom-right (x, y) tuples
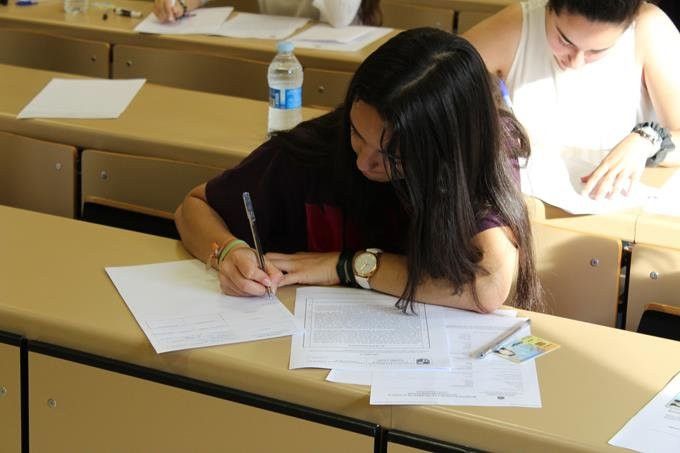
(206, 239), (248, 270)
(632, 122), (675, 167)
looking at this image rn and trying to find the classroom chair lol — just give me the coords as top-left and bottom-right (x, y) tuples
(531, 222), (622, 327)
(626, 242), (680, 331)
(637, 303), (680, 341)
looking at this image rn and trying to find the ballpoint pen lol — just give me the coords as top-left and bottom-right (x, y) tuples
(469, 318), (531, 359)
(113, 7), (142, 17)
(242, 192), (273, 299)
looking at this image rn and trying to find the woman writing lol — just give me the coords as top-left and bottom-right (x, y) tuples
(464, 0), (679, 200)
(175, 28), (542, 314)
(155, 0), (382, 27)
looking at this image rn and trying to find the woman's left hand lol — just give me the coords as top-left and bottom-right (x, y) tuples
(265, 252), (341, 287)
(580, 132), (654, 199)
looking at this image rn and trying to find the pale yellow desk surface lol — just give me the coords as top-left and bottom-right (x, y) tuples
(0, 63), (326, 168)
(531, 167), (678, 243)
(0, 1), (398, 72)
(2, 204), (680, 451)
(384, 0), (514, 12)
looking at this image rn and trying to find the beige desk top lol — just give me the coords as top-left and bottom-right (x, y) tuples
(0, 63), (326, 168)
(532, 167), (679, 244)
(383, 0), (514, 12)
(2, 204), (680, 451)
(0, 1), (398, 72)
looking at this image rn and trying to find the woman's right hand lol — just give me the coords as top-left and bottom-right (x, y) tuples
(153, 0), (185, 23)
(217, 246), (284, 297)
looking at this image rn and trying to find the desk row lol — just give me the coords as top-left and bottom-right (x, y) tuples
(0, 0), (512, 107)
(2, 205), (680, 452)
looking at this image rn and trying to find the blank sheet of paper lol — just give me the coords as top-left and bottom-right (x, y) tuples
(106, 260), (300, 353)
(17, 78), (145, 119)
(215, 13), (309, 39)
(134, 7), (233, 35)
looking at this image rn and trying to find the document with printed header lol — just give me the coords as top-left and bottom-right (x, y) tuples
(369, 310), (542, 407)
(106, 260), (300, 353)
(289, 287), (450, 370)
(609, 371), (680, 453)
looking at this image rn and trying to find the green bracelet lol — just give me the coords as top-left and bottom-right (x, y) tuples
(217, 239), (248, 266)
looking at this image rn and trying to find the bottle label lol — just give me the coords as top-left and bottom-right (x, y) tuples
(269, 87), (302, 110)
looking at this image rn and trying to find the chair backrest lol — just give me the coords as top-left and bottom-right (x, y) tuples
(627, 243), (680, 331)
(637, 303), (680, 341)
(531, 222), (622, 326)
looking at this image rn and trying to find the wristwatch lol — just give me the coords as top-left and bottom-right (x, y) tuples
(353, 248), (383, 289)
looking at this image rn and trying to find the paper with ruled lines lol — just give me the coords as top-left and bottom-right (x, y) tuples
(106, 260), (300, 353)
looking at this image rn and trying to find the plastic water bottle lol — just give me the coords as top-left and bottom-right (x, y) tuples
(267, 41), (303, 135)
(64, 0), (88, 14)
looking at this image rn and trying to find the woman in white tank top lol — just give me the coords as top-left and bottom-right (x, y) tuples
(155, 0), (382, 27)
(464, 0), (679, 200)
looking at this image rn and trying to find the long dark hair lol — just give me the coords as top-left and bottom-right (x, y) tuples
(547, 0), (643, 25)
(358, 0), (382, 26)
(344, 28), (541, 312)
(272, 28), (541, 312)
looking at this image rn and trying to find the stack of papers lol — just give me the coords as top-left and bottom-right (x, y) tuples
(134, 7), (234, 35)
(106, 260), (300, 353)
(215, 13), (309, 39)
(291, 24), (392, 52)
(17, 78), (145, 119)
(292, 287), (542, 407)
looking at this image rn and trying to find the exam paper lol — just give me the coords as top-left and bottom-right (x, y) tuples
(289, 287), (450, 370)
(17, 78), (145, 119)
(520, 149), (657, 215)
(215, 13), (309, 39)
(106, 260), (300, 353)
(134, 7), (233, 35)
(290, 25), (392, 52)
(326, 309), (518, 386)
(369, 310), (542, 407)
(609, 371), (680, 453)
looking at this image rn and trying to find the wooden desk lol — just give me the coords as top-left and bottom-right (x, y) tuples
(2, 204), (680, 452)
(0, 63), (326, 218)
(0, 1), (399, 107)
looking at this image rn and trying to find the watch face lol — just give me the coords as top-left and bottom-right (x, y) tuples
(354, 252), (378, 278)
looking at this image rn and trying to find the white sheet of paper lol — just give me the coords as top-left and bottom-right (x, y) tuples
(369, 310), (542, 407)
(134, 7), (233, 35)
(289, 287), (450, 370)
(17, 78), (145, 119)
(105, 260), (300, 353)
(520, 150), (656, 215)
(291, 25), (392, 52)
(644, 169), (680, 217)
(215, 13), (309, 39)
(609, 371), (680, 453)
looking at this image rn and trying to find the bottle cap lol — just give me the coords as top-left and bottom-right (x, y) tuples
(277, 41), (295, 53)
